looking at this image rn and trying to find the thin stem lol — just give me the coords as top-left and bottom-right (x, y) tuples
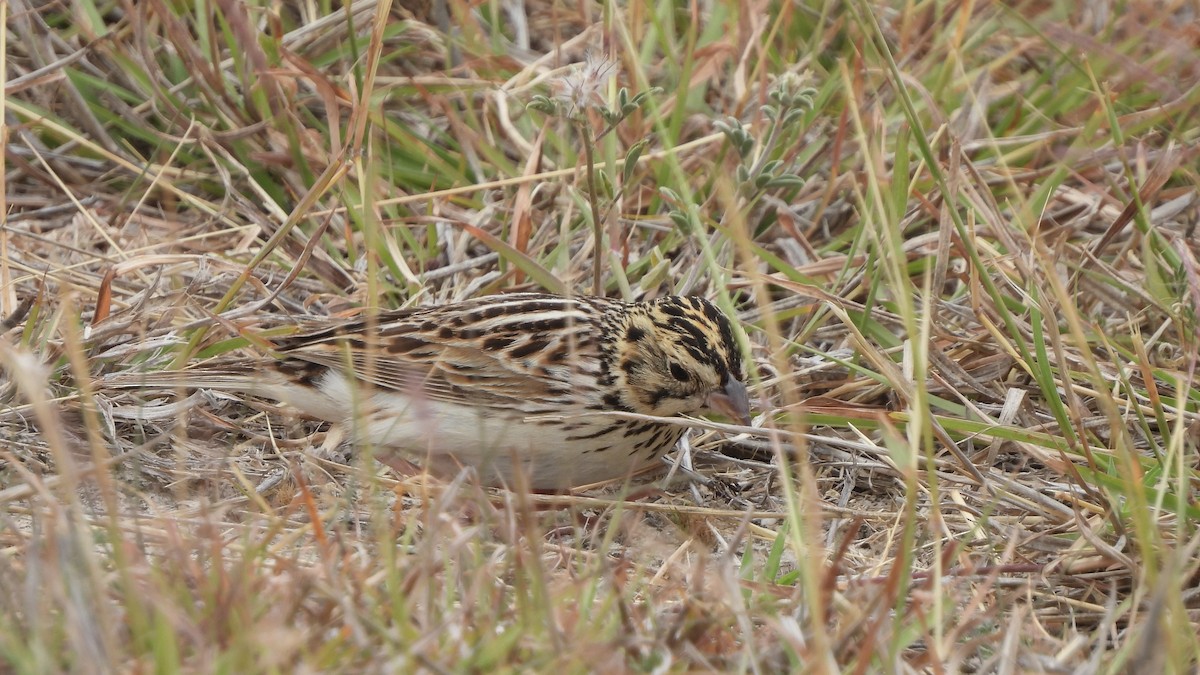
(579, 120), (604, 296)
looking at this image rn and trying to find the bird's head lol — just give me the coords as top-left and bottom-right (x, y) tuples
(611, 296), (751, 424)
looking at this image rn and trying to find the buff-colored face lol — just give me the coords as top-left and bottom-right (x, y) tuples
(613, 296), (750, 423)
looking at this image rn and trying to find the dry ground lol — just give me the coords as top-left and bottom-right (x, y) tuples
(2, 0), (1199, 671)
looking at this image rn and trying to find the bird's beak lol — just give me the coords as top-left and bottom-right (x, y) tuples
(706, 378), (751, 426)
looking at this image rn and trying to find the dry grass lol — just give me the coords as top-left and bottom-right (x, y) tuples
(2, 0), (1199, 671)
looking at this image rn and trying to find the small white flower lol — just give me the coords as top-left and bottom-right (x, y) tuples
(552, 53), (617, 115)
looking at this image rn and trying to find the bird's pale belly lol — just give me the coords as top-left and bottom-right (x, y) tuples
(323, 382), (684, 490)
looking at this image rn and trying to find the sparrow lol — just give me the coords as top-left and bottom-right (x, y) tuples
(107, 293), (751, 490)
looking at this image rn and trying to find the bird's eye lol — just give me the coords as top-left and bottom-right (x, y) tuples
(668, 361), (690, 382)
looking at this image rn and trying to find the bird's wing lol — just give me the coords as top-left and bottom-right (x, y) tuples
(273, 294), (606, 412)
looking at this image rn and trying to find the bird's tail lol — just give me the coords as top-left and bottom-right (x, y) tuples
(101, 365), (277, 394)
(99, 365), (343, 422)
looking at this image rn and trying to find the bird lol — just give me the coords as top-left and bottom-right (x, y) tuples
(105, 293), (751, 490)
